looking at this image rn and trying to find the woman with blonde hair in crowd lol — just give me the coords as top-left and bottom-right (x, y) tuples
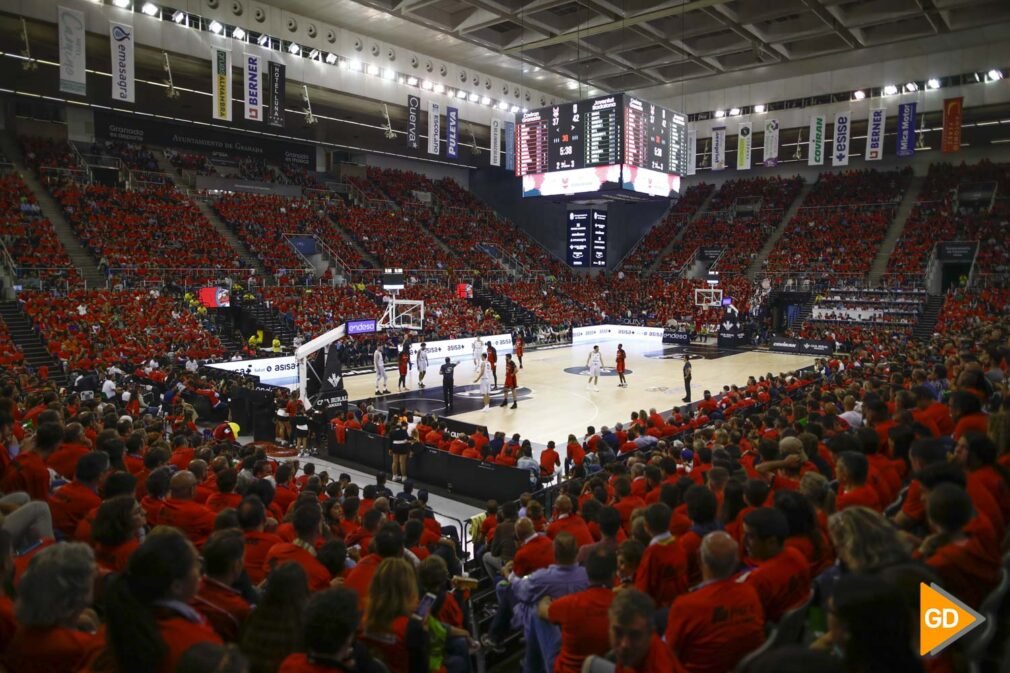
(363, 557), (427, 673)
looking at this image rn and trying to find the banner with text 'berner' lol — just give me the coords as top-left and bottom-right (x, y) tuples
(244, 53), (261, 121)
(832, 111), (850, 166)
(865, 107), (885, 161)
(109, 22), (135, 104)
(808, 115), (825, 165)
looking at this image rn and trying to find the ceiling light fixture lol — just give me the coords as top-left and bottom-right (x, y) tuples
(257, 33), (269, 46)
(714, 109), (725, 118)
(308, 49), (320, 60)
(287, 43), (301, 55)
(883, 84), (898, 95)
(367, 64), (380, 75)
(498, 101), (509, 111)
(349, 59), (361, 72)
(171, 10), (186, 23)
(987, 69), (1004, 81)
(209, 20), (223, 34)
(904, 81), (918, 92)
(927, 78), (940, 89)
(112, 0), (130, 7)
(383, 69), (395, 80)
(325, 53), (337, 65)
(141, 3), (159, 17)
(481, 96), (491, 105)
(729, 107), (740, 116)
(457, 90), (467, 99)
(753, 104), (765, 113)
(434, 83), (444, 93)
(852, 90), (866, 100)
(232, 27), (245, 40)
(422, 80), (433, 90)
(407, 76), (418, 86)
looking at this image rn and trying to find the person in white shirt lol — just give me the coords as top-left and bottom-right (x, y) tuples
(839, 394), (863, 429)
(101, 377), (117, 401)
(374, 346), (390, 396)
(416, 343), (429, 389)
(585, 345), (605, 392)
(473, 353), (492, 412)
(472, 337), (484, 369)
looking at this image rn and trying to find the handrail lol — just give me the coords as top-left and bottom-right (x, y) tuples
(39, 165), (91, 185)
(281, 233), (320, 274)
(428, 508), (470, 560)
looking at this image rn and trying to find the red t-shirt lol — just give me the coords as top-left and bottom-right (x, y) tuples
(157, 498), (215, 548)
(664, 576), (765, 673)
(634, 536), (688, 607)
(265, 543), (332, 591)
(3, 626), (103, 673)
(1, 451), (51, 501)
(742, 547), (811, 623)
(924, 535), (999, 610)
(48, 481), (102, 538)
(243, 531), (284, 584)
(548, 586), (614, 673)
(205, 492), (243, 513)
(513, 535), (554, 577)
(546, 515), (595, 548)
(835, 484), (882, 513)
(615, 634), (687, 673)
(46, 443), (92, 480)
(953, 413), (989, 441)
(95, 540), (139, 574)
(344, 553), (383, 611)
(192, 577), (253, 642)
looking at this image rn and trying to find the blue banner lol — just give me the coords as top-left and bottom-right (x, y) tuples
(446, 107), (458, 160)
(896, 102), (917, 157)
(504, 121), (515, 171)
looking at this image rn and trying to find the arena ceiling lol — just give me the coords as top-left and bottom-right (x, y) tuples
(271, 0), (1010, 101)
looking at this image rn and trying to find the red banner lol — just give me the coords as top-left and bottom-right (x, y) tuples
(942, 97), (963, 154)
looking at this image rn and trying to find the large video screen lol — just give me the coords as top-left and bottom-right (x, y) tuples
(515, 94), (684, 198)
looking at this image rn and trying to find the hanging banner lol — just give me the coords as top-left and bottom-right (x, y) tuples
(427, 100), (441, 155)
(736, 122), (752, 171)
(446, 107), (459, 159)
(406, 95), (420, 150)
(685, 128), (697, 176)
(832, 110), (850, 166)
(244, 53), (261, 121)
(489, 118), (501, 167)
(109, 22), (135, 104)
(266, 61), (285, 127)
(211, 48), (232, 122)
(711, 126), (726, 171)
(808, 115), (825, 165)
(942, 97), (963, 154)
(865, 107), (885, 161)
(896, 102), (917, 157)
(58, 6), (87, 96)
(504, 121), (515, 172)
(763, 119), (779, 167)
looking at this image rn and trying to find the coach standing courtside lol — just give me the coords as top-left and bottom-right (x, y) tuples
(682, 358), (692, 403)
(440, 357), (457, 412)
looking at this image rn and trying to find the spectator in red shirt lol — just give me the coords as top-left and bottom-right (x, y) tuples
(546, 496), (595, 548)
(89, 530), (221, 673)
(540, 546), (617, 673)
(157, 471), (216, 548)
(206, 469), (242, 513)
(45, 422), (92, 480)
(48, 451), (106, 538)
(633, 503), (688, 608)
(344, 522), (407, 610)
(741, 508), (811, 623)
(834, 452), (882, 513)
(265, 504), (333, 592)
(2, 421), (61, 501)
(665, 531), (765, 673)
(950, 391), (989, 441)
(606, 588), (686, 673)
(512, 517), (555, 578)
(956, 432), (1010, 525)
(91, 495), (144, 573)
(193, 529), (253, 642)
(237, 496), (283, 585)
(913, 385), (954, 436)
(540, 440), (561, 480)
(277, 586), (384, 673)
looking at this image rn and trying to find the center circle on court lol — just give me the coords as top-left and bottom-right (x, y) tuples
(563, 367), (632, 377)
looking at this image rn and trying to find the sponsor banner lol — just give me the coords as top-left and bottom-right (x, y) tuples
(318, 343), (345, 403)
(446, 107), (459, 159)
(769, 337), (834, 355)
(937, 241), (978, 261)
(711, 126), (726, 170)
(591, 209), (607, 268)
(832, 110), (850, 166)
(763, 119), (779, 167)
(897, 102), (917, 157)
(197, 287), (230, 308)
(58, 6), (87, 96)
(407, 333), (513, 363)
(212, 48), (232, 122)
(663, 329), (691, 345)
(504, 121), (515, 172)
(345, 319), (377, 335)
(686, 127), (697, 176)
(267, 61), (285, 128)
(567, 210), (589, 267)
(92, 110), (312, 165)
(207, 356), (299, 386)
(865, 107), (885, 161)
(942, 97), (963, 154)
(406, 95), (420, 149)
(427, 100), (441, 155)
(808, 115), (825, 166)
(737, 122), (752, 171)
(489, 118), (502, 167)
(109, 22), (135, 103)
(572, 325), (664, 344)
(244, 53), (261, 121)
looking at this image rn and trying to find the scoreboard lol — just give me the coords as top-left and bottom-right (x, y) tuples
(515, 93), (685, 198)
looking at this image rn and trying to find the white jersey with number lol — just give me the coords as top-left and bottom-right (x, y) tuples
(374, 350), (384, 372)
(479, 361), (492, 382)
(417, 349), (429, 370)
(588, 351), (603, 368)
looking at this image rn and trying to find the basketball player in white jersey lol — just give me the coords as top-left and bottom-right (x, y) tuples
(373, 345), (389, 395)
(473, 352), (492, 412)
(472, 336), (484, 369)
(416, 343), (429, 389)
(586, 344), (606, 392)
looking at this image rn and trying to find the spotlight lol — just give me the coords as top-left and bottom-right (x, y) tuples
(852, 90), (866, 100)
(141, 2), (159, 16)
(349, 59), (361, 72)
(567, 81), (578, 90)
(522, 108), (528, 113)
(904, 81), (918, 92)
(714, 109), (725, 118)
(498, 101), (509, 111)
(307, 49), (319, 60)
(407, 76), (418, 86)
(987, 69), (1004, 81)
(468, 93), (479, 102)
(383, 68), (395, 80)
(434, 83), (445, 93)
(422, 80), (433, 90)
(287, 43), (301, 55)
(457, 90), (467, 99)
(927, 78), (940, 89)
(729, 107), (740, 116)
(232, 27), (245, 40)
(209, 20), (223, 34)
(481, 96), (491, 105)
(171, 10), (186, 23)
(398, 77), (405, 84)
(112, 0), (130, 7)
(883, 84), (898, 95)
(257, 33), (269, 46)
(367, 64), (380, 75)
(325, 52), (337, 65)
(510, 105), (519, 113)
(753, 104), (765, 113)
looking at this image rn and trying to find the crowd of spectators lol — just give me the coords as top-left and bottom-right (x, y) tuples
(621, 183), (714, 273)
(331, 205), (460, 272)
(166, 150), (217, 176)
(262, 285), (382, 335)
(0, 172), (79, 287)
(87, 141), (161, 172)
(0, 322), (23, 366)
(279, 163), (323, 189)
(18, 136), (82, 175)
(237, 158), (275, 183)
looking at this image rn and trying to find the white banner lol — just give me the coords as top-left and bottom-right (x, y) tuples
(737, 122), (752, 171)
(572, 324), (664, 344)
(244, 53), (261, 121)
(489, 118), (501, 167)
(808, 115), (825, 166)
(865, 107), (885, 161)
(207, 356), (298, 386)
(832, 110), (851, 166)
(763, 119), (779, 167)
(686, 128), (697, 176)
(58, 6), (87, 96)
(109, 22), (135, 103)
(712, 126), (726, 171)
(427, 100), (441, 155)
(211, 47), (232, 122)
(407, 333), (513, 363)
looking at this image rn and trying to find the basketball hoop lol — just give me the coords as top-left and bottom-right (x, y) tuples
(694, 288), (723, 308)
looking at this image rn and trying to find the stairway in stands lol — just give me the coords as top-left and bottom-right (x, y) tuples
(193, 199), (269, 277)
(473, 286), (538, 329)
(0, 302), (66, 384)
(913, 295), (944, 341)
(237, 295), (297, 347)
(644, 187), (718, 276)
(867, 175), (925, 285)
(746, 181), (814, 280)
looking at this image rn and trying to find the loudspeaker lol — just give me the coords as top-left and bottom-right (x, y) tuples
(251, 390), (276, 442)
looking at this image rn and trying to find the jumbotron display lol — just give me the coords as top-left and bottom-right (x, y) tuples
(516, 94), (685, 199)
